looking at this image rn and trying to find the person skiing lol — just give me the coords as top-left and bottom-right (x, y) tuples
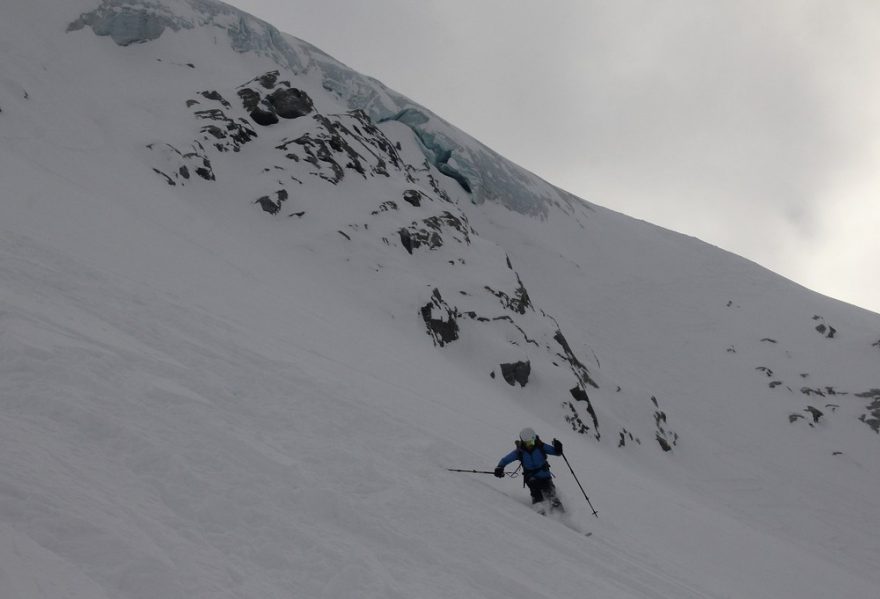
(495, 427), (564, 512)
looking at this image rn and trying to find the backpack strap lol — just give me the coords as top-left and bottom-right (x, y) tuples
(516, 437), (550, 483)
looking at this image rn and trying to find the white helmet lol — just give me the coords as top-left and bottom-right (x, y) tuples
(519, 427), (537, 445)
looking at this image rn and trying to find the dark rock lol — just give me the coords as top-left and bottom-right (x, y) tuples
(855, 390), (880, 433)
(568, 387), (599, 438)
(180, 145), (215, 181)
(254, 189), (288, 215)
(563, 401), (592, 435)
(420, 288), (460, 347)
(403, 190), (423, 207)
(148, 142), (215, 186)
(193, 108), (227, 122)
(554, 330), (598, 389)
(371, 201), (398, 215)
(266, 88), (313, 119)
(152, 168), (175, 186)
(398, 225), (437, 253)
(555, 333), (601, 439)
(237, 87), (262, 113)
(257, 71), (279, 89)
(650, 396), (678, 451)
(255, 196), (280, 214)
(200, 90), (230, 108)
(226, 120), (258, 149)
(398, 229), (415, 254)
(859, 411), (880, 433)
(202, 125), (225, 140)
(194, 165), (214, 181)
(274, 110), (406, 184)
(426, 173), (451, 202)
(250, 108), (279, 126)
(655, 434), (672, 452)
(812, 315), (837, 338)
(500, 361), (531, 387)
(616, 428), (638, 448)
(485, 274), (532, 315)
(192, 107), (257, 151)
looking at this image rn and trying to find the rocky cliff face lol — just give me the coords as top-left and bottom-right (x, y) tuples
(142, 60), (609, 440)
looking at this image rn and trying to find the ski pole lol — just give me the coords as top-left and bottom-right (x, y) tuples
(447, 468), (520, 478)
(562, 454), (599, 517)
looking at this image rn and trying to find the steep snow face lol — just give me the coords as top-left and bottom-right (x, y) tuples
(110, 0), (880, 454)
(2, 1), (880, 598)
(21, 0), (880, 506)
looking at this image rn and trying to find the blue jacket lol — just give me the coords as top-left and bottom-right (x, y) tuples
(497, 441), (559, 480)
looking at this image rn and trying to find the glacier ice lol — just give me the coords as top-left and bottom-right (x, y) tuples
(68, 0), (589, 220)
(66, 0), (190, 46)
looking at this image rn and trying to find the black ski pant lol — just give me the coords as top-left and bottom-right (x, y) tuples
(525, 477), (556, 504)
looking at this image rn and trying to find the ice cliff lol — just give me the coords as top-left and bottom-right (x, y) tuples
(68, 0), (586, 219)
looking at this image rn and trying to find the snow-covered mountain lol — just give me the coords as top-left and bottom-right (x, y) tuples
(2, 1), (879, 597)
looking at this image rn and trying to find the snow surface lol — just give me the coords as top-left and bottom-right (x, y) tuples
(2, 1), (879, 598)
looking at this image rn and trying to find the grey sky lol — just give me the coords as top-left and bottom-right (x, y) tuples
(226, 0), (880, 314)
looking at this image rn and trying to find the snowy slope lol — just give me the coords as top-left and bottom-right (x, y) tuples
(2, 1), (879, 598)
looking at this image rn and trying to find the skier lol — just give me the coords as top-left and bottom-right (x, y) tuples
(495, 427), (564, 513)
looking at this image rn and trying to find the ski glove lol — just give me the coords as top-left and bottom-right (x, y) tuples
(553, 438), (563, 454)
(494, 467), (505, 478)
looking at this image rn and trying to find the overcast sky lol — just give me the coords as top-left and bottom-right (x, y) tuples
(226, 0), (880, 315)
